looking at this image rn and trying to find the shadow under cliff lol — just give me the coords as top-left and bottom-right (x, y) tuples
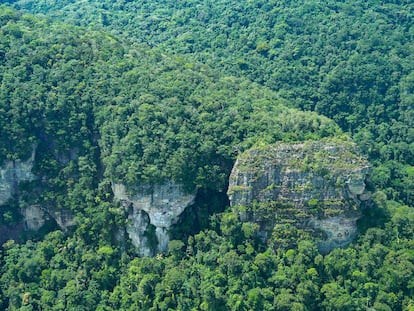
(169, 188), (229, 241)
(357, 202), (390, 236)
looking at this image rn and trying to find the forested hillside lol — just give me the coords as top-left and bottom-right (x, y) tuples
(0, 1), (413, 310)
(8, 0), (414, 205)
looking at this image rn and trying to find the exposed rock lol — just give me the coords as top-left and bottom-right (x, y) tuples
(23, 205), (48, 231)
(227, 139), (371, 253)
(21, 205), (74, 232)
(0, 148), (76, 241)
(0, 151), (36, 205)
(47, 209), (75, 231)
(112, 182), (196, 256)
(309, 215), (360, 254)
(126, 208), (153, 257)
(155, 227), (169, 254)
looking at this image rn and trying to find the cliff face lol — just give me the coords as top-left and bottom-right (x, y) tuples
(228, 139), (371, 253)
(0, 149), (75, 242)
(0, 153), (36, 206)
(112, 183), (196, 256)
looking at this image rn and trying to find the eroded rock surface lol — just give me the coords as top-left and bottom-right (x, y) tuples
(23, 205), (74, 232)
(112, 183), (196, 256)
(228, 139), (371, 253)
(0, 148), (76, 239)
(0, 153), (36, 205)
(47, 209), (75, 231)
(23, 205), (47, 231)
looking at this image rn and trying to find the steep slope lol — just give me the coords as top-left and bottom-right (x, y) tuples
(0, 6), (413, 311)
(0, 6), (341, 252)
(10, 0), (414, 205)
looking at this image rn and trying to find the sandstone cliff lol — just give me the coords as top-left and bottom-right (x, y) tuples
(0, 149), (75, 242)
(112, 183), (196, 256)
(227, 138), (371, 253)
(0, 152), (36, 206)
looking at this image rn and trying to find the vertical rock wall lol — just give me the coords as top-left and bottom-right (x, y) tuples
(112, 183), (196, 256)
(0, 151), (36, 205)
(228, 139), (371, 253)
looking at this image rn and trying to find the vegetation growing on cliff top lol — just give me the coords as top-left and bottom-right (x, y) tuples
(0, 6), (341, 192)
(9, 0), (414, 205)
(0, 1), (413, 310)
(234, 137), (369, 174)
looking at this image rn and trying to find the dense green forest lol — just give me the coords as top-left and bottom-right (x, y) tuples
(7, 0), (414, 205)
(0, 1), (413, 310)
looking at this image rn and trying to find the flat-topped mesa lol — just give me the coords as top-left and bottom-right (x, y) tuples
(227, 139), (371, 254)
(112, 183), (196, 256)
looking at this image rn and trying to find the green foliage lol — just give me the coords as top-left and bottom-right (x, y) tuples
(10, 0), (413, 205)
(1, 5), (343, 194)
(0, 194), (413, 310)
(0, 2), (412, 311)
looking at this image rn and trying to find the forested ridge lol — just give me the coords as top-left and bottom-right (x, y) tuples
(0, 1), (413, 310)
(8, 0), (414, 205)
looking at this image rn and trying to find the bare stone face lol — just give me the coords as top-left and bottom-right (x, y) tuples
(0, 147), (76, 237)
(309, 215), (360, 254)
(0, 152), (36, 205)
(347, 175), (366, 195)
(23, 205), (46, 231)
(112, 182), (196, 256)
(228, 139), (371, 253)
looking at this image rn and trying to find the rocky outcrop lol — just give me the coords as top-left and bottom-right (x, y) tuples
(47, 209), (75, 231)
(22, 205), (75, 232)
(112, 183), (196, 256)
(0, 151), (36, 206)
(227, 139), (371, 253)
(0, 148), (76, 239)
(23, 205), (47, 231)
(309, 215), (360, 254)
